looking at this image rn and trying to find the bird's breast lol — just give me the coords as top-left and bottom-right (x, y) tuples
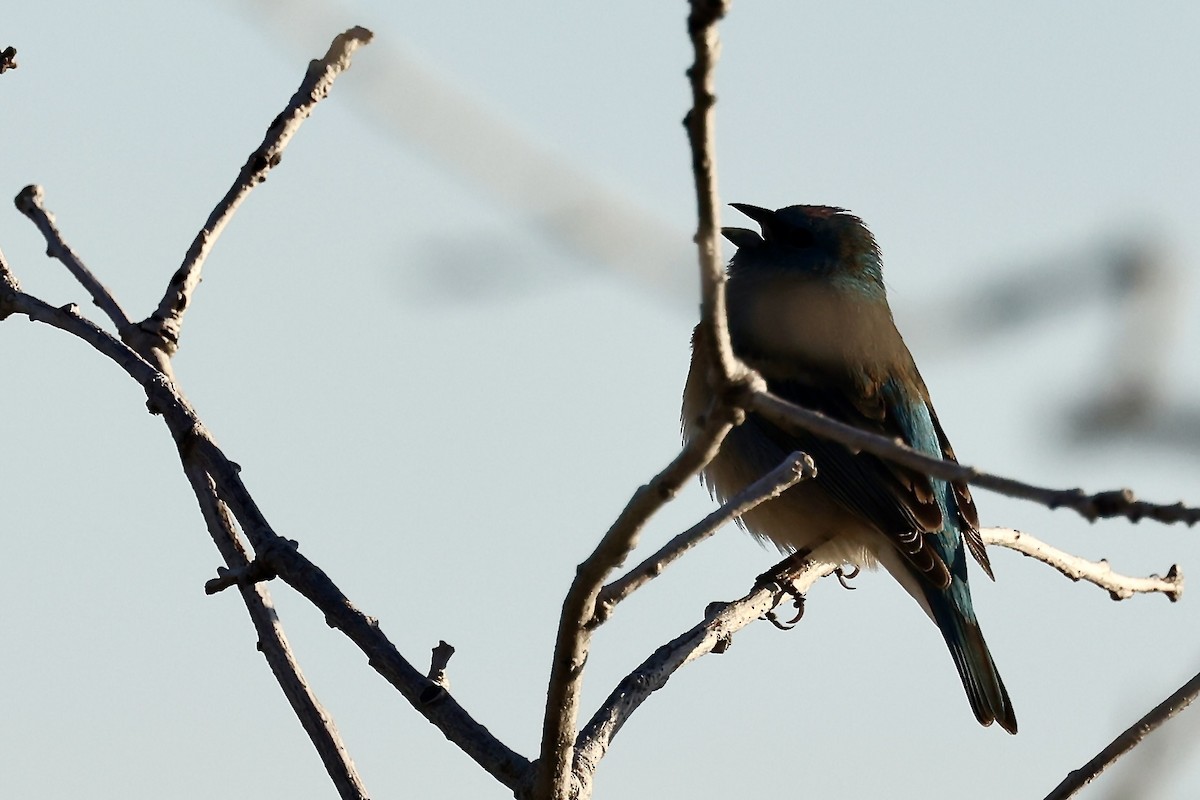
(727, 275), (905, 376)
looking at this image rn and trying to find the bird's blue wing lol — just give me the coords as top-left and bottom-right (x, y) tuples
(753, 370), (963, 589)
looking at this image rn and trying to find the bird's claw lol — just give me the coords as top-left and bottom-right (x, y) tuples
(762, 596), (804, 630)
(761, 610), (793, 630)
(754, 551), (810, 630)
(834, 565), (860, 590)
(759, 582), (806, 629)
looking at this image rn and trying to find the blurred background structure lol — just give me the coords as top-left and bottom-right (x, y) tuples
(2, 2), (1198, 798)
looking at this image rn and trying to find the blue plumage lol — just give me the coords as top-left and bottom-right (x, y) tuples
(683, 204), (1016, 733)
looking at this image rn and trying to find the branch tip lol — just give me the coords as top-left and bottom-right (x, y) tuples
(983, 528), (1182, 602)
(14, 184), (134, 332)
(594, 449), (815, 627)
(139, 24), (374, 358)
(204, 558), (277, 595)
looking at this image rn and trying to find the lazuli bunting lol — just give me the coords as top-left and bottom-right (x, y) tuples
(683, 204), (1016, 733)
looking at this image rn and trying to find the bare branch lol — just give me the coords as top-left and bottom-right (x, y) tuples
(983, 527), (1182, 601)
(138, 26), (374, 356)
(750, 391), (1200, 526)
(185, 463), (369, 799)
(1, 274), (376, 796)
(0, 27), (539, 795)
(13, 185), (133, 332)
(592, 451), (816, 626)
(0, 285), (533, 794)
(1044, 670), (1200, 800)
(575, 557), (837, 795)
(534, 398), (742, 800)
(684, 0), (742, 388)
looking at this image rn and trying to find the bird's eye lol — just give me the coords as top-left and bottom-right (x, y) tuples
(774, 224), (817, 249)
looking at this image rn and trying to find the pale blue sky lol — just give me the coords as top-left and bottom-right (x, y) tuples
(3, 2), (1199, 798)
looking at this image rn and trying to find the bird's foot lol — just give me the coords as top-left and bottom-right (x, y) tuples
(754, 550), (810, 590)
(755, 551), (811, 629)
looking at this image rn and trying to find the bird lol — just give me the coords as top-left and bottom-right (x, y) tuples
(682, 203), (1017, 733)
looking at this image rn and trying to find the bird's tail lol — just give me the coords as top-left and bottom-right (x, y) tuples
(928, 592), (1018, 734)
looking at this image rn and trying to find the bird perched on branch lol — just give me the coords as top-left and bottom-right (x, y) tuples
(683, 203), (1016, 733)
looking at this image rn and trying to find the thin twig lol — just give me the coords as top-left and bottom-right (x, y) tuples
(1043, 670), (1200, 800)
(591, 451), (816, 626)
(750, 391), (1200, 526)
(574, 557), (837, 795)
(533, 398), (742, 800)
(13, 185), (133, 332)
(138, 26), (374, 356)
(685, 0), (741, 387)
(983, 527), (1182, 601)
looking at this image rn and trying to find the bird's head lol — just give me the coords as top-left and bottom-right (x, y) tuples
(723, 204), (885, 294)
